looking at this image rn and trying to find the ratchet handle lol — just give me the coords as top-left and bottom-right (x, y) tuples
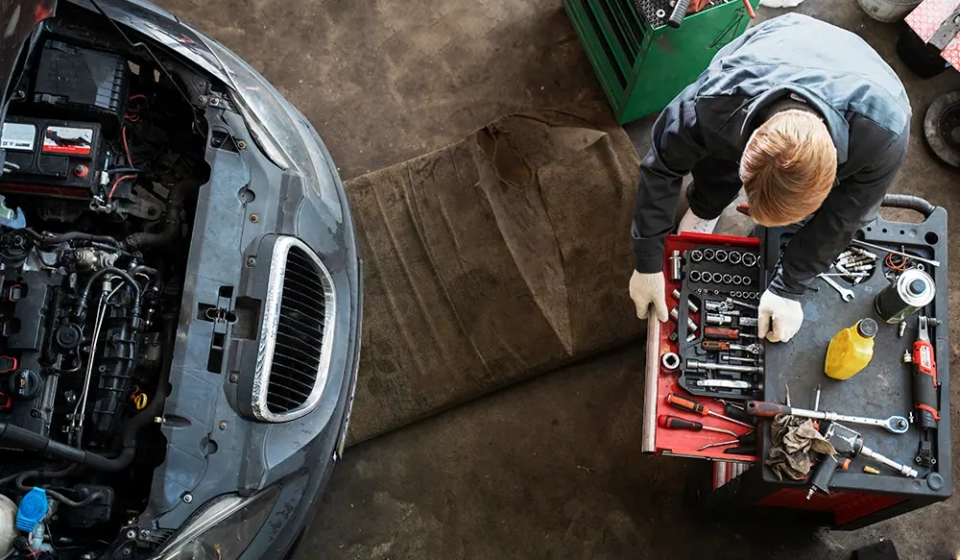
(666, 393), (707, 416)
(701, 340), (731, 352)
(745, 400), (792, 418)
(668, 0), (693, 28)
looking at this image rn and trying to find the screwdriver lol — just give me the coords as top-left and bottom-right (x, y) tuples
(704, 327), (757, 341)
(658, 415), (740, 437)
(665, 393), (755, 429)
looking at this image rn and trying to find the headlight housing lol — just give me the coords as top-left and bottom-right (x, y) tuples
(152, 487), (281, 560)
(200, 37), (341, 219)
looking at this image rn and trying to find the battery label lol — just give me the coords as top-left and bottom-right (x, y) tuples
(42, 126), (93, 155)
(0, 123), (36, 151)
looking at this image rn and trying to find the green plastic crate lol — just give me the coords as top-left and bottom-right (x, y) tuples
(564, 0), (759, 124)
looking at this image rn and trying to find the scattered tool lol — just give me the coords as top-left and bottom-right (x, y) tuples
(863, 466), (881, 475)
(818, 273), (855, 302)
(807, 422), (918, 499)
(903, 316), (941, 467)
(658, 415), (739, 438)
(704, 327), (757, 341)
(813, 384), (821, 412)
(745, 401), (909, 435)
(669, 250), (683, 281)
(701, 340), (762, 355)
(698, 433), (756, 452)
(665, 393), (754, 429)
(661, 352), (680, 372)
(851, 239), (940, 268)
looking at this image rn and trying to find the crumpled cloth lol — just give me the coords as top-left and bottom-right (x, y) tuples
(764, 414), (837, 481)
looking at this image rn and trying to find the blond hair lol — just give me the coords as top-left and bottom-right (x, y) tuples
(740, 110), (837, 226)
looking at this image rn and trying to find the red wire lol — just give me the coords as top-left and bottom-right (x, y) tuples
(128, 94), (146, 102)
(121, 126), (132, 166)
(108, 174), (138, 199)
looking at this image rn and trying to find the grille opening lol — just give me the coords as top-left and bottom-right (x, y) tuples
(265, 246), (329, 414)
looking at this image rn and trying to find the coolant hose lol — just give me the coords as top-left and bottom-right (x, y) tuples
(73, 267), (142, 327)
(122, 182), (187, 250)
(24, 229), (121, 247)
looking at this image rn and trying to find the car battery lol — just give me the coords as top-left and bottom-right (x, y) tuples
(0, 116), (106, 197)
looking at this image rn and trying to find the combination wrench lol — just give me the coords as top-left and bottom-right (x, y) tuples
(818, 273), (854, 302)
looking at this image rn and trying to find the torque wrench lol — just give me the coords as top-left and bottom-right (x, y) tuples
(744, 401), (910, 435)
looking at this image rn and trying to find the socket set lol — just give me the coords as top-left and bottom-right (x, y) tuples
(666, 243), (765, 400)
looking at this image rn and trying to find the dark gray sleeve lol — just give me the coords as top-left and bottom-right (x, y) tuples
(768, 128), (909, 297)
(631, 94), (707, 273)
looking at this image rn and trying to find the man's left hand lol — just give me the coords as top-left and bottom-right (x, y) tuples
(757, 290), (803, 343)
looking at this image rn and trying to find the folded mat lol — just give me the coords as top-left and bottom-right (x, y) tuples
(345, 103), (642, 443)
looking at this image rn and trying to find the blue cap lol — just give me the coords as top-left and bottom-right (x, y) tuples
(16, 487), (48, 532)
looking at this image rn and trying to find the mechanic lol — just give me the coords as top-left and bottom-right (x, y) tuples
(628, 13), (910, 343)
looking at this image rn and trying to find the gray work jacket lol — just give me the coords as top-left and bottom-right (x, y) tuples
(631, 13), (911, 297)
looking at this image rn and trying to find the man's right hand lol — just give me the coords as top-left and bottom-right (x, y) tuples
(629, 271), (669, 322)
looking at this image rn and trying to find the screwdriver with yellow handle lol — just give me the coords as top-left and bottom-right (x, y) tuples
(665, 393), (755, 430)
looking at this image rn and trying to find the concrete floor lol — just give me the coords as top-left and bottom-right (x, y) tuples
(154, 0), (960, 557)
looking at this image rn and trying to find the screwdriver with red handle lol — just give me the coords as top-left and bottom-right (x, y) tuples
(658, 415), (740, 437)
(665, 393), (755, 429)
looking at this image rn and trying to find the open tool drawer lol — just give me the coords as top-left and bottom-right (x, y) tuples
(641, 232), (765, 463)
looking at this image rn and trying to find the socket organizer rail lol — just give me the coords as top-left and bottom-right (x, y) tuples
(643, 231), (763, 463)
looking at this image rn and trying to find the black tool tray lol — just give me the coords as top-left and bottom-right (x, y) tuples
(756, 198), (951, 509)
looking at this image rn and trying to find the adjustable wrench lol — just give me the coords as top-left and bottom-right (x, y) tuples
(818, 274), (854, 302)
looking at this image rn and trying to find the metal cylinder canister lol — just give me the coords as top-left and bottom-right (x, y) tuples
(875, 269), (935, 323)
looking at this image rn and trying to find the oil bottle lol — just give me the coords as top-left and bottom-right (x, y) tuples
(824, 318), (879, 380)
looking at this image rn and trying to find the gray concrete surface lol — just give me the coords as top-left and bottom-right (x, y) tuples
(153, 0), (960, 557)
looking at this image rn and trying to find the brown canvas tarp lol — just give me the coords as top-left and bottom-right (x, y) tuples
(345, 103), (643, 442)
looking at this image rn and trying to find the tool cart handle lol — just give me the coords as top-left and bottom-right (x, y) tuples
(881, 194), (936, 219)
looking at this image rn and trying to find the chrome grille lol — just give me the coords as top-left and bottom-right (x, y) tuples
(252, 237), (336, 422)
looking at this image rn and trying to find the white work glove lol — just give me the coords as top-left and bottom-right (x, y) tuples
(629, 271), (669, 322)
(757, 289), (803, 343)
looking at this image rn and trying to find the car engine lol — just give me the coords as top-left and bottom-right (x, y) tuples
(0, 17), (207, 560)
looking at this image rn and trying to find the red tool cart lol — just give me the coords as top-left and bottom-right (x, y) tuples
(642, 196), (951, 529)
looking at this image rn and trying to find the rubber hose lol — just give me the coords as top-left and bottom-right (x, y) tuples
(74, 267), (142, 325)
(24, 229), (120, 247)
(122, 182), (186, 250)
(881, 194), (936, 218)
(15, 473), (103, 508)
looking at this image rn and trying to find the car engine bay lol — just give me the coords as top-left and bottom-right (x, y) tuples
(0, 11), (209, 560)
